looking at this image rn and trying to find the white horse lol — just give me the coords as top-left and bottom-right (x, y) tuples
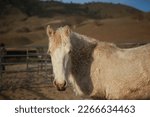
(47, 25), (150, 99)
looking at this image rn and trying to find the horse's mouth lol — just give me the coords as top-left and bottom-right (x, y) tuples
(56, 86), (66, 91)
(53, 80), (67, 91)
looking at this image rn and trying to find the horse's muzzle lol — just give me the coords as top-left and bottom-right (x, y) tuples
(53, 80), (67, 91)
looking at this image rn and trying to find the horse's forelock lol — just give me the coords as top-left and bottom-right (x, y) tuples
(50, 26), (71, 52)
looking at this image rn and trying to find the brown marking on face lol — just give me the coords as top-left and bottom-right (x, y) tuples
(50, 31), (62, 53)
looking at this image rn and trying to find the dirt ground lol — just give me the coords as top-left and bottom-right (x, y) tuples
(0, 65), (82, 100)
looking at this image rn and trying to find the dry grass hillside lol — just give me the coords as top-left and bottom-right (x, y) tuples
(0, 1), (150, 47)
(75, 18), (150, 43)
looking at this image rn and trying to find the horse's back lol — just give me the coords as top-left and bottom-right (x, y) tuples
(91, 42), (150, 99)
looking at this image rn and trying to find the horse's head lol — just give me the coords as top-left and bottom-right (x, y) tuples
(46, 25), (72, 91)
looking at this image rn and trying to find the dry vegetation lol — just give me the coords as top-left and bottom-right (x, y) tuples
(0, 0), (150, 47)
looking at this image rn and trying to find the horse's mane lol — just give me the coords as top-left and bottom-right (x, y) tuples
(70, 32), (97, 49)
(71, 32), (97, 44)
(70, 32), (118, 51)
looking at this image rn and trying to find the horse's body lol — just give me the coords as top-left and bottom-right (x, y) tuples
(47, 25), (150, 99)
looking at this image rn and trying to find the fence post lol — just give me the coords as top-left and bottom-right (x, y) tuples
(0, 54), (2, 79)
(26, 48), (29, 70)
(45, 54), (48, 78)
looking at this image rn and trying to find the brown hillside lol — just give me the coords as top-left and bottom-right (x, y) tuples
(74, 18), (150, 43)
(0, 1), (150, 47)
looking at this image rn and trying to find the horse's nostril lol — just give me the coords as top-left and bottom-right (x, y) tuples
(53, 80), (67, 87)
(64, 80), (67, 87)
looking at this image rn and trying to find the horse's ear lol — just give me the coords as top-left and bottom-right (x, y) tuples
(64, 25), (71, 37)
(46, 25), (54, 37)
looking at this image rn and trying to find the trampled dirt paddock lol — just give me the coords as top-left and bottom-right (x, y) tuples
(0, 64), (81, 100)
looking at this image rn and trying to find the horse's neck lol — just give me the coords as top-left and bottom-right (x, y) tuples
(69, 33), (120, 96)
(69, 32), (97, 96)
(70, 32), (97, 71)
